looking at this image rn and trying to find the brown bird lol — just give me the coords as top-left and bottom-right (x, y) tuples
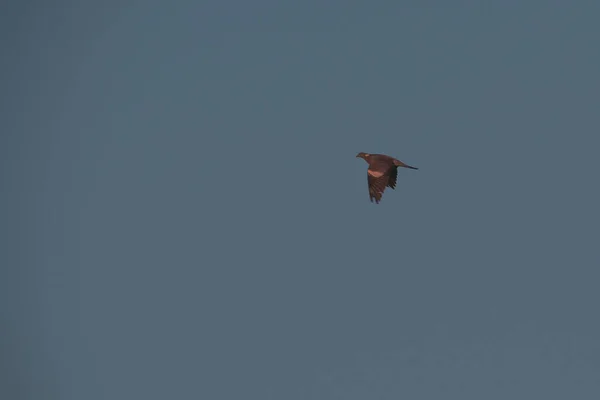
(356, 152), (418, 204)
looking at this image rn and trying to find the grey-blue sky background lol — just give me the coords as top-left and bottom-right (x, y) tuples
(2, 1), (600, 399)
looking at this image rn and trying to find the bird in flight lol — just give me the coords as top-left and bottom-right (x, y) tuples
(356, 152), (418, 204)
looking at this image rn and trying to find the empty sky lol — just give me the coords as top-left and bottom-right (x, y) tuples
(2, 1), (600, 399)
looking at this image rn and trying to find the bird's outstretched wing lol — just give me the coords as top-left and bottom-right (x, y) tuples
(387, 167), (397, 189)
(367, 168), (391, 203)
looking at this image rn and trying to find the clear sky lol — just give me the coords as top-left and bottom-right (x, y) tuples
(3, 1), (600, 399)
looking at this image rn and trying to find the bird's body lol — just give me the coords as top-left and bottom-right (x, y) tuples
(356, 152), (418, 204)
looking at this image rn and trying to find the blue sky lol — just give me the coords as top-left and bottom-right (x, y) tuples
(3, 1), (600, 399)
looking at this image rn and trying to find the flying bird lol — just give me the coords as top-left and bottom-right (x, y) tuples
(356, 152), (418, 204)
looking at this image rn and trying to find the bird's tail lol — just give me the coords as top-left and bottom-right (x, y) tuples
(394, 160), (418, 170)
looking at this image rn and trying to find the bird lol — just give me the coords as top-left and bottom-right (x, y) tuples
(356, 152), (418, 204)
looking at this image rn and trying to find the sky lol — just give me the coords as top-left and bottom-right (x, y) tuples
(2, 1), (600, 399)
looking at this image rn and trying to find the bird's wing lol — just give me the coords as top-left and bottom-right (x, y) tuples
(387, 166), (398, 189)
(367, 168), (390, 203)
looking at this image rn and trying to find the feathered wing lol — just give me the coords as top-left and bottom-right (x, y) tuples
(367, 171), (390, 203)
(387, 166), (398, 189)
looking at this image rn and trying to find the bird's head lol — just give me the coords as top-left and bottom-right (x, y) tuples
(356, 152), (370, 160)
